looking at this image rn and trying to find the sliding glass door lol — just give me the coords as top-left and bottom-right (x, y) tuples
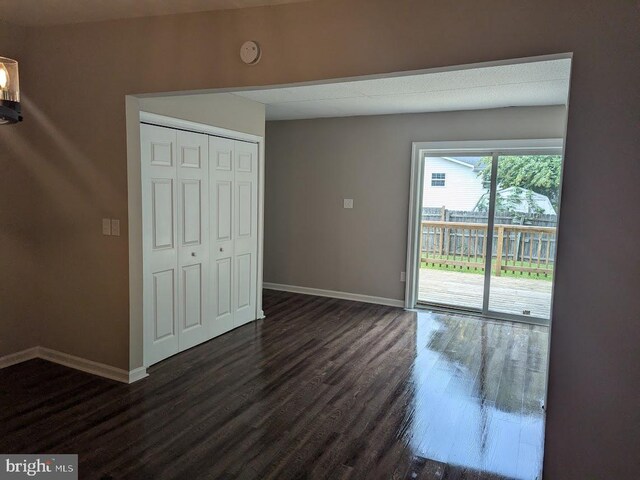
(418, 156), (491, 311)
(487, 155), (562, 319)
(416, 149), (563, 323)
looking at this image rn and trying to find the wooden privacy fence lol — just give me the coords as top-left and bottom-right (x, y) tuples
(420, 220), (557, 276)
(422, 206), (558, 228)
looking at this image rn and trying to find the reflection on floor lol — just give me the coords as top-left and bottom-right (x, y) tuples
(409, 308), (548, 479)
(0, 290), (548, 479)
(419, 268), (552, 318)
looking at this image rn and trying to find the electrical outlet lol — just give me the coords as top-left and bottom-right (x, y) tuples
(400, 271), (406, 282)
(343, 198), (354, 209)
(111, 219), (120, 237)
(102, 218), (111, 236)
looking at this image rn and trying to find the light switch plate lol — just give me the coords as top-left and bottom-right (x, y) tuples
(111, 219), (120, 237)
(343, 198), (354, 209)
(102, 218), (111, 236)
(400, 271), (406, 282)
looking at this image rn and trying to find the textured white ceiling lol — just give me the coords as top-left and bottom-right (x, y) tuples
(233, 59), (571, 120)
(0, 0), (311, 26)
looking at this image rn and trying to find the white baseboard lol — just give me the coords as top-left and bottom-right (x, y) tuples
(3, 285), (401, 380)
(128, 366), (149, 383)
(0, 346), (39, 369)
(38, 347), (133, 383)
(0, 347), (148, 384)
(263, 282), (404, 308)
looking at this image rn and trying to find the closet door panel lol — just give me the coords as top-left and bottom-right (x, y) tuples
(233, 140), (258, 327)
(176, 130), (209, 351)
(141, 124), (180, 366)
(216, 181), (232, 242)
(182, 264), (203, 330)
(209, 137), (236, 336)
(235, 253), (252, 310)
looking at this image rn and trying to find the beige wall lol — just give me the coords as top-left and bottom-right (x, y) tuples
(0, 20), (42, 356)
(0, 1), (638, 478)
(264, 106), (567, 300)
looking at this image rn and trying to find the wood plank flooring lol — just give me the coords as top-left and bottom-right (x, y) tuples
(0, 290), (548, 480)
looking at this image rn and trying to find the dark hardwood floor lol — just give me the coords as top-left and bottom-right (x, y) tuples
(0, 290), (548, 480)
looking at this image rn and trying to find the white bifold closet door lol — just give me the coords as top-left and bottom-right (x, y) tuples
(141, 123), (258, 366)
(175, 130), (210, 351)
(209, 137), (258, 337)
(141, 124), (210, 365)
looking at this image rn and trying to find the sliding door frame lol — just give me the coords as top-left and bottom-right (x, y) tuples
(405, 139), (564, 325)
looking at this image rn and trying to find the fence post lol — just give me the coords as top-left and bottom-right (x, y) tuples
(418, 222), (424, 265)
(494, 225), (504, 276)
(439, 206), (446, 255)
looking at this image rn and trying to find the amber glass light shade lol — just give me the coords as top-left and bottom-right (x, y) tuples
(0, 57), (19, 102)
(0, 56), (21, 124)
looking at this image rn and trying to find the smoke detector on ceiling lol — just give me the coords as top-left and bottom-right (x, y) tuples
(240, 41), (261, 65)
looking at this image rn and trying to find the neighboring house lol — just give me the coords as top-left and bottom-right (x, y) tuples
(422, 156), (487, 210)
(423, 157), (556, 214)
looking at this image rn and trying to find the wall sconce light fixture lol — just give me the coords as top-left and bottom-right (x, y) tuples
(0, 57), (22, 124)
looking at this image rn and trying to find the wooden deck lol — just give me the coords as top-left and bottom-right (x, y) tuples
(418, 268), (552, 319)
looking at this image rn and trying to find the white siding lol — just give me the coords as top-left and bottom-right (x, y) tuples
(422, 157), (487, 210)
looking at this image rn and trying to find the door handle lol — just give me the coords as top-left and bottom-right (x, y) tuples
(191, 252), (196, 257)
(219, 247), (224, 252)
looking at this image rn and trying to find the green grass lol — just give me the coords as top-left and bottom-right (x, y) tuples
(420, 255), (554, 281)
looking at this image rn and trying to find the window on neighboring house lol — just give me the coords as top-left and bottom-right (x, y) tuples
(431, 173), (446, 187)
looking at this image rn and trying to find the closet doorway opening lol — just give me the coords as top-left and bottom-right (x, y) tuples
(134, 111), (265, 367)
